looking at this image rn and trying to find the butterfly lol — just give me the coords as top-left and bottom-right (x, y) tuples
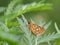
(28, 22), (45, 35)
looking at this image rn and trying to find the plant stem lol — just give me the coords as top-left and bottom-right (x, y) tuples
(35, 35), (38, 45)
(48, 41), (51, 45)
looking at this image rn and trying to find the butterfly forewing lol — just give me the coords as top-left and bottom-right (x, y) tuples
(28, 22), (44, 35)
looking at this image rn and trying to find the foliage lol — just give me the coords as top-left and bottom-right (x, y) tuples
(0, 0), (52, 22)
(0, 0), (60, 45)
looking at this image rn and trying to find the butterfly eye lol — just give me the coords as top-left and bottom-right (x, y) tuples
(28, 22), (45, 35)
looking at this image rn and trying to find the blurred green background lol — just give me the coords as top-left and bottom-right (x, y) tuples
(1, 0), (59, 26)
(0, 0), (60, 45)
(0, 0), (60, 24)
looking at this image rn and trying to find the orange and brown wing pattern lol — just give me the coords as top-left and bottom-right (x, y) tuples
(28, 22), (44, 35)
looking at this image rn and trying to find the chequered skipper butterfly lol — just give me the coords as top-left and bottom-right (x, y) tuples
(28, 22), (45, 35)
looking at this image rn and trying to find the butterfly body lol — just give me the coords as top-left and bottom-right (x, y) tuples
(28, 22), (44, 35)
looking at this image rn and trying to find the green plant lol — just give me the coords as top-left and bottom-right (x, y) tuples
(0, 0), (60, 45)
(0, 15), (60, 45)
(17, 15), (60, 45)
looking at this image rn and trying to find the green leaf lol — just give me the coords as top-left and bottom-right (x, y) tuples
(0, 31), (20, 45)
(0, 7), (6, 13)
(0, 0), (52, 22)
(0, 22), (9, 32)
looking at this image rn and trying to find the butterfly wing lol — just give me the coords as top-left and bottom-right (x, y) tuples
(28, 22), (44, 35)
